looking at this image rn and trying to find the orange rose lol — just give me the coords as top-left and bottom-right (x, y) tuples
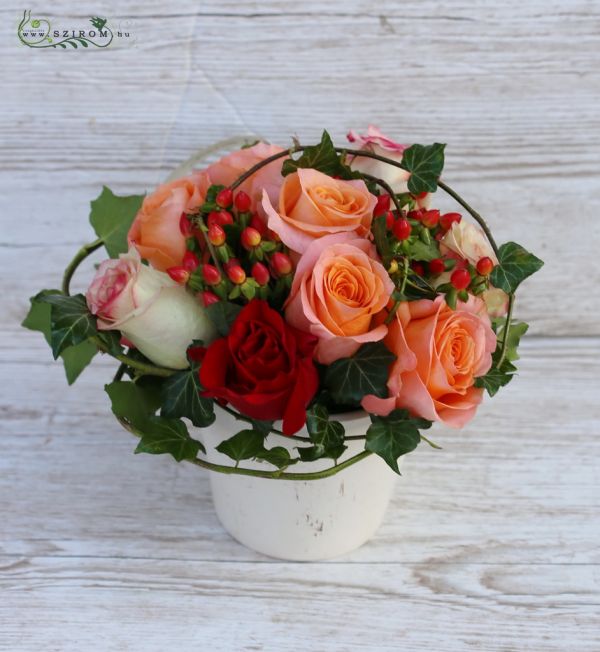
(284, 232), (394, 364)
(128, 173), (209, 272)
(362, 296), (496, 428)
(263, 169), (377, 254)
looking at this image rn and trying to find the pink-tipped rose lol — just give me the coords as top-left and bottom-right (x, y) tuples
(262, 168), (377, 254)
(128, 173), (210, 272)
(439, 220), (509, 317)
(347, 126), (430, 207)
(284, 232), (394, 364)
(362, 295), (496, 428)
(86, 248), (216, 369)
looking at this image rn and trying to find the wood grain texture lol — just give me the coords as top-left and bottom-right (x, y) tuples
(1, 1), (599, 650)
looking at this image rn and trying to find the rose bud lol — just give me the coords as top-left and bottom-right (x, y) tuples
(227, 264), (247, 285)
(421, 209), (440, 228)
(234, 190), (252, 212)
(182, 250), (200, 272)
(207, 223), (226, 246)
(202, 263), (222, 286)
(392, 218), (411, 241)
(86, 247), (216, 369)
(270, 252), (293, 277)
(374, 193), (391, 215)
(241, 226), (262, 250)
(476, 256), (495, 276)
(166, 266), (190, 284)
(216, 187), (233, 208)
(179, 213), (193, 237)
(252, 262), (270, 286)
(199, 290), (220, 307)
(440, 212), (462, 232)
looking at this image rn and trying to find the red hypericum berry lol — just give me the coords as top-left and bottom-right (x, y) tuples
(374, 193), (391, 215)
(241, 226), (262, 250)
(234, 190), (252, 212)
(393, 218), (411, 241)
(407, 209), (424, 221)
(200, 290), (220, 307)
(440, 212), (462, 231)
(167, 266), (190, 284)
(411, 262), (425, 276)
(249, 214), (268, 236)
(385, 211), (395, 230)
(182, 250), (200, 272)
(271, 252), (293, 277)
(476, 256), (495, 276)
(207, 223), (226, 246)
(187, 345), (207, 364)
(251, 262), (270, 286)
(179, 212), (193, 237)
(224, 257), (240, 271)
(202, 263), (221, 286)
(413, 191), (428, 200)
(227, 265), (247, 285)
(216, 187), (233, 208)
(428, 258), (446, 275)
(451, 268), (471, 290)
(207, 210), (233, 228)
(421, 209), (440, 229)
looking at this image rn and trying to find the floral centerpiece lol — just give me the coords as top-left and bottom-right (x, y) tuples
(23, 128), (543, 559)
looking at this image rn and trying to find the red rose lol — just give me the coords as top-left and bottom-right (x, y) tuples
(199, 299), (319, 435)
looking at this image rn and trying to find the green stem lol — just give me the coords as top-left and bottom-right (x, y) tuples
(360, 172), (403, 215)
(62, 238), (104, 295)
(385, 257), (409, 325)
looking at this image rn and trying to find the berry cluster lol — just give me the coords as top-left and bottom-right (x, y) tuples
(167, 187), (293, 308)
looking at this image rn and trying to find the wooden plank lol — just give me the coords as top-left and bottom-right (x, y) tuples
(1, 556), (598, 652)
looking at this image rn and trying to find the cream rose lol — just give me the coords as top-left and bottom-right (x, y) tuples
(86, 248), (216, 369)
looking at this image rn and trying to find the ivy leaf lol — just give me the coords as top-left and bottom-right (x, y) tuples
(365, 409), (430, 474)
(399, 143), (446, 194)
(489, 242), (544, 294)
(206, 301), (242, 337)
(474, 358), (517, 397)
(250, 419), (274, 436)
(160, 368), (215, 428)
(300, 404), (347, 460)
(105, 380), (163, 427)
(255, 446), (298, 469)
(134, 415), (203, 462)
(282, 131), (344, 177)
(89, 186), (144, 258)
(323, 342), (396, 407)
(37, 293), (98, 358)
(494, 320), (529, 362)
(22, 292), (97, 384)
(216, 429), (266, 464)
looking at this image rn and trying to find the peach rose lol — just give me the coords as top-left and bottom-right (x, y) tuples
(263, 169), (377, 254)
(128, 173), (210, 272)
(440, 221), (509, 317)
(347, 126), (430, 207)
(284, 232), (394, 364)
(87, 247), (216, 369)
(362, 295), (496, 428)
(201, 142), (286, 218)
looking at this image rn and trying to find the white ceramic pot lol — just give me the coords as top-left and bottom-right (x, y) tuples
(201, 407), (400, 561)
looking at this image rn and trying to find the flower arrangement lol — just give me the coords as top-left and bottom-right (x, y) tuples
(24, 128), (543, 479)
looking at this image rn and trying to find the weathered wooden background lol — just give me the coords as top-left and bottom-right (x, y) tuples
(1, 1), (599, 650)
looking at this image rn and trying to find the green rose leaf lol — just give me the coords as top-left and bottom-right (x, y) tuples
(89, 186), (144, 258)
(134, 415), (203, 462)
(22, 291), (98, 384)
(365, 409), (431, 474)
(489, 242), (544, 294)
(323, 342), (396, 407)
(216, 429), (266, 464)
(474, 357), (517, 397)
(300, 404), (347, 461)
(255, 446), (297, 469)
(161, 368), (215, 428)
(36, 292), (98, 359)
(399, 143), (446, 194)
(206, 301), (243, 337)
